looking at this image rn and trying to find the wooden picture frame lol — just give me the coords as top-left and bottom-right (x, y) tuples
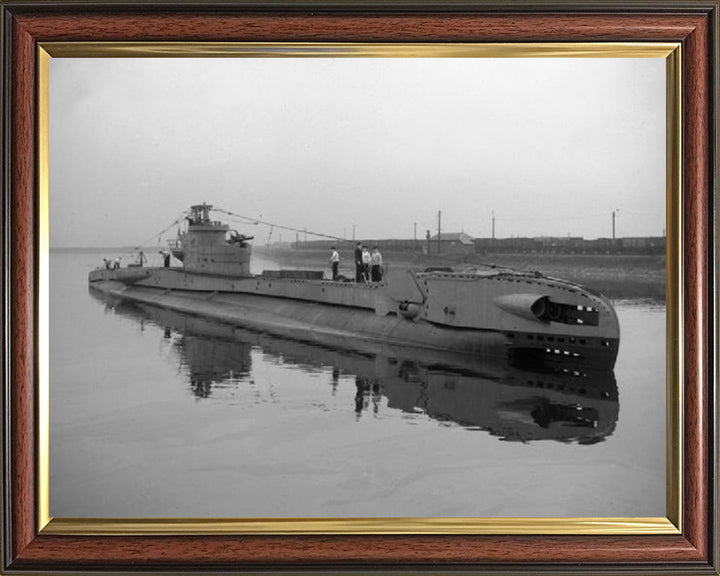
(1, 1), (717, 573)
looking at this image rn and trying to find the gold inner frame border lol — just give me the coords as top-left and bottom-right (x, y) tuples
(36, 41), (682, 536)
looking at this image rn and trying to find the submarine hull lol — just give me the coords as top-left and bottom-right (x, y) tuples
(88, 268), (619, 370)
(89, 280), (510, 358)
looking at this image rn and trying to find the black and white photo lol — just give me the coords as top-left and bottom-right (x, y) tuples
(49, 54), (667, 519)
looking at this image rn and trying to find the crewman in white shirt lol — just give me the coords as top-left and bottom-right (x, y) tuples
(371, 247), (383, 282)
(361, 246), (372, 283)
(330, 246), (340, 280)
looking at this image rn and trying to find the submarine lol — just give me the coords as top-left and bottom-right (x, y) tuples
(88, 203), (620, 370)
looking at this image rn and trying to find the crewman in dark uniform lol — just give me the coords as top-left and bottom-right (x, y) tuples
(159, 250), (171, 268)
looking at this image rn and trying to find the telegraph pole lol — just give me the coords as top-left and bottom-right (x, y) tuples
(612, 209), (619, 239)
(352, 224), (356, 241)
(414, 222), (417, 244)
(492, 211), (496, 240)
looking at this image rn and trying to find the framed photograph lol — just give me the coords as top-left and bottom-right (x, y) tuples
(1, 1), (717, 574)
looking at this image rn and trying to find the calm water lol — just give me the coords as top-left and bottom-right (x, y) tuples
(50, 251), (666, 518)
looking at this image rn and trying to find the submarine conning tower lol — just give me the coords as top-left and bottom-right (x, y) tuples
(172, 203), (253, 277)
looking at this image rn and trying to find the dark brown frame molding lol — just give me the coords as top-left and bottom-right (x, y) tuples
(1, 1), (717, 573)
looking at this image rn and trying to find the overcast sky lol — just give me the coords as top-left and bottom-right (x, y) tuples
(49, 57), (665, 248)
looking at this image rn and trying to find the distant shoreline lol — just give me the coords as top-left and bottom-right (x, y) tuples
(50, 246), (136, 253)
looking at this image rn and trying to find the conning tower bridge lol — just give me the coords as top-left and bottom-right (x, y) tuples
(170, 203), (253, 276)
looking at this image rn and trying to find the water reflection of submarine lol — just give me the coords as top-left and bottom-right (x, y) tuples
(361, 360), (617, 443)
(97, 295), (254, 398)
(93, 291), (618, 443)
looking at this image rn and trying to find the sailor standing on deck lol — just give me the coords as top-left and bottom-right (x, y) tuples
(354, 242), (363, 283)
(330, 246), (340, 280)
(371, 246), (383, 282)
(361, 246), (372, 283)
(159, 250), (171, 268)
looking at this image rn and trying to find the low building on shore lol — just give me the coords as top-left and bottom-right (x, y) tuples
(426, 232), (476, 256)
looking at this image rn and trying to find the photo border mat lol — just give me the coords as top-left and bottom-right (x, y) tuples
(37, 41), (681, 537)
